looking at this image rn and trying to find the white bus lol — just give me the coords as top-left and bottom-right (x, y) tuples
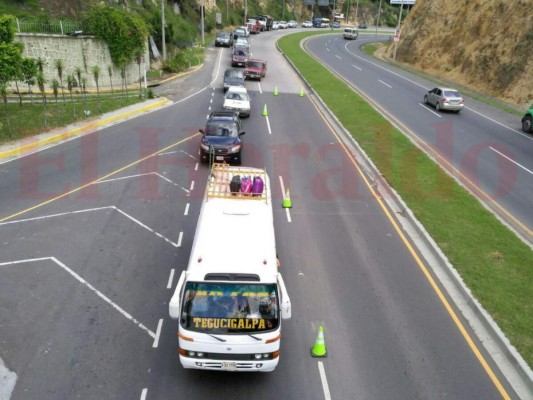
(169, 163), (291, 372)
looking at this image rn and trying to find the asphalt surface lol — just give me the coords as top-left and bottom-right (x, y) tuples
(0, 28), (527, 399)
(302, 33), (533, 245)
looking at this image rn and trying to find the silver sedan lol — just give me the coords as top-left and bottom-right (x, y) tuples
(424, 87), (464, 113)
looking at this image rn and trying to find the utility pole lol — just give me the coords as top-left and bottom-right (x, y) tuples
(355, 0), (359, 24)
(375, 0), (382, 36)
(393, 1), (404, 61)
(161, 0), (166, 61)
(201, 0), (205, 45)
(245, 0), (248, 25)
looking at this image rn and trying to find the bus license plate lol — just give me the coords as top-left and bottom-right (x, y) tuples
(216, 156), (224, 161)
(222, 362), (236, 370)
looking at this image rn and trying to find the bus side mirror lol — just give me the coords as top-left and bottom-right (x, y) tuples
(277, 273), (292, 319)
(169, 271), (186, 319)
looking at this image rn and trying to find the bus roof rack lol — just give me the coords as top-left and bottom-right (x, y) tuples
(206, 163), (268, 202)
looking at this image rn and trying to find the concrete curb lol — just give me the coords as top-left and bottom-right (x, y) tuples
(277, 36), (533, 399)
(0, 98), (170, 160)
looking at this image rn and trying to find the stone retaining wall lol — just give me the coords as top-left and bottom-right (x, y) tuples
(13, 33), (150, 91)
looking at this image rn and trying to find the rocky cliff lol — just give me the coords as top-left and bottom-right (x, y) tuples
(389, 0), (532, 108)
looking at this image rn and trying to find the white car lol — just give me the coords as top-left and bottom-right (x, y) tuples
(278, 21), (288, 29)
(287, 20), (298, 28)
(223, 86), (251, 118)
(302, 21), (312, 28)
(272, 21), (280, 30)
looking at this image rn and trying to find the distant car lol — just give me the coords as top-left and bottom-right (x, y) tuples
(287, 20), (298, 28)
(424, 87), (464, 113)
(522, 104), (533, 133)
(233, 28), (247, 40)
(244, 59), (267, 80)
(302, 21), (313, 28)
(200, 111), (245, 165)
(232, 47), (249, 67)
(278, 21), (288, 29)
(223, 68), (245, 91)
(223, 86), (251, 118)
(215, 31), (233, 47)
(272, 21), (280, 30)
(238, 26), (250, 37)
(234, 37), (250, 49)
(343, 27), (358, 40)
(358, 23), (368, 29)
(330, 21), (340, 28)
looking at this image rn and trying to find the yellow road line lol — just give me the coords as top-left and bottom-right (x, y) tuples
(307, 91), (511, 399)
(0, 132), (200, 223)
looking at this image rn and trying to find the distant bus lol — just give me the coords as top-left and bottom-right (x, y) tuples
(312, 17), (330, 28)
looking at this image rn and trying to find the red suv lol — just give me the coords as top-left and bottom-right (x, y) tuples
(244, 59), (267, 80)
(232, 47), (249, 67)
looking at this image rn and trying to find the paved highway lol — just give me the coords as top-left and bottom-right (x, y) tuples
(302, 32), (533, 245)
(0, 29), (521, 399)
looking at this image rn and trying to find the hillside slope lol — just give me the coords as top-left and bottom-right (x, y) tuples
(389, 0), (532, 108)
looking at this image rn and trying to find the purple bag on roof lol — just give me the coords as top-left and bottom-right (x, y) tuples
(252, 176), (264, 196)
(241, 176), (252, 194)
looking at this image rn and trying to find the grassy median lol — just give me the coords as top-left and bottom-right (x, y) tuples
(279, 32), (533, 368)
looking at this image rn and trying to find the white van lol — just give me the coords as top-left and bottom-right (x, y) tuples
(343, 27), (359, 40)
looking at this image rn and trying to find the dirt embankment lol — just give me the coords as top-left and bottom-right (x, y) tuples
(385, 0), (532, 109)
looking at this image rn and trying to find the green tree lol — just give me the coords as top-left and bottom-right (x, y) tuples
(35, 57), (45, 74)
(107, 65), (114, 97)
(91, 65), (101, 112)
(81, 76), (88, 112)
(0, 15), (23, 138)
(134, 49), (143, 99)
(75, 66), (83, 92)
(53, 59), (66, 104)
(36, 71), (47, 128)
(21, 58), (37, 106)
(67, 74), (76, 118)
(84, 4), (149, 68)
(51, 79), (59, 103)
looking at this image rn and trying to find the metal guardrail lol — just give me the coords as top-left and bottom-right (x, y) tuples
(15, 18), (86, 35)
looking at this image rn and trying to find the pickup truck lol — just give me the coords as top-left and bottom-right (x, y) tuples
(522, 104), (533, 133)
(244, 59), (267, 81)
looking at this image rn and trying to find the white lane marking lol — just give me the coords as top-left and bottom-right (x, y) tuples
(326, 48), (330, 52)
(208, 106), (212, 111)
(206, 114), (209, 120)
(343, 43), (532, 139)
(258, 82), (263, 94)
(418, 103), (441, 117)
(167, 269), (175, 289)
(378, 79), (392, 88)
(153, 319), (164, 348)
(278, 176), (291, 223)
(98, 172), (190, 193)
(189, 181), (195, 191)
(490, 146), (533, 175)
(184, 203), (190, 216)
(285, 208), (292, 223)
(0, 257), (156, 339)
(352, 64), (362, 71)
(177, 231), (183, 247)
(266, 115), (272, 135)
(335, 55), (342, 60)
(210, 98), (213, 103)
(0, 206), (182, 247)
(195, 162), (199, 171)
(140, 388), (148, 400)
(318, 361), (332, 400)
